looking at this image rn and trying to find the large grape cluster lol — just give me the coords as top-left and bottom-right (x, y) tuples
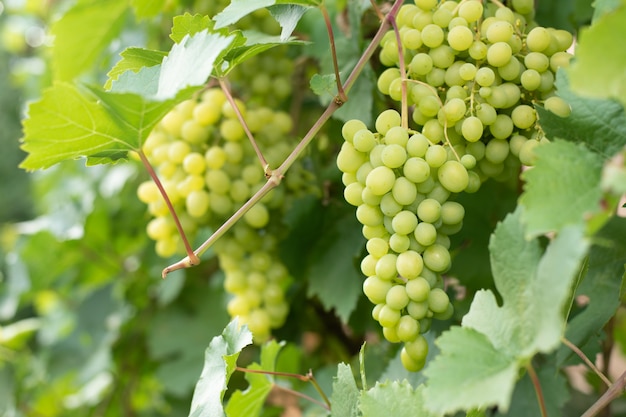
(137, 88), (317, 342)
(337, 0), (574, 371)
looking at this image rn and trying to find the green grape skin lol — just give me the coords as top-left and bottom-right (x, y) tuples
(396, 315), (420, 342)
(461, 116), (484, 142)
(206, 169), (231, 194)
(407, 300), (429, 320)
(405, 335), (429, 363)
(361, 254), (378, 276)
(366, 166), (397, 196)
(363, 275), (393, 304)
(475, 103), (497, 126)
(487, 42), (512, 67)
(344, 182), (364, 206)
(401, 346), (425, 372)
(181, 119), (209, 144)
(137, 181), (160, 204)
(519, 139), (542, 166)
(392, 177), (418, 206)
(386, 285), (410, 310)
(438, 160), (469, 193)
(406, 277), (431, 302)
(447, 25), (474, 51)
(421, 23), (445, 48)
(460, 154), (476, 169)
(361, 187), (383, 206)
(458, 0), (483, 23)
(356, 161), (374, 184)
(425, 145), (448, 168)
(544, 96), (571, 118)
(186, 190), (210, 218)
(377, 68), (401, 96)
(475, 67), (496, 87)
(526, 27), (551, 52)
(353, 129), (377, 153)
(423, 244), (451, 272)
(244, 203), (270, 229)
(489, 114), (514, 140)
(380, 193), (403, 217)
(375, 253), (398, 280)
(356, 204), (384, 227)
(428, 288), (450, 314)
(396, 250), (424, 280)
(430, 45), (456, 69)
(382, 326), (401, 343)
(440, 201), (465, 225)
(486, 20), (514, 43)
(392, 210), (418, 235)
(385, 126), (410, 146)
(417, 198), (441, 223)
(337, 142), (367, 173)
(521, 69), (541, 91)
(414, 221), (437, 246)
(485, 139), (510, 164)
(381, 144), (408, 168)
(375, 109), (402, 135)
(377, 304), (401, 328)
(342, 119), (368, 142)
(409, 53), (434, 77)
(511, 104), (537, 129)
(469, 40), (488, 60)
(389, 233), (411, 253)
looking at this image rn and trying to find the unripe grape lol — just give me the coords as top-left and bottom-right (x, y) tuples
(486, 21), (514, 43)
(461, 116), (484, 142)
(475, 67), (496, 87)
(406, 277), (430, 302)
(526, 27), (551, 52)
(389, 233), (411, 253)
(392, 177), (418, 206)
(403, 157), (431, 183)
(366, 166), (396, 196)
(375, 110), (402, 135)
(353, 129), (377, 153)
(487, 42), (512, 67)
(425, 144), (448, 168)
(468, 40), (488, 60)
(447, 25), (474, 51)
(428, 288), (450, 313)
(376, 253), (398, 280)
(186, 190), (210, 218)
(511, 104), (537, 129)
(363, 276), (393, 304)
(458, 0), (483, 23)
(409, 53), (434, 77)
(489, 114), (514, 139)
(337, 142), (367, 173)
(380, 193), (403, 217)
(386, 285), (410, 310)
(385, 126), (410, 146)
(396, 315), (420, 342)
(521, 69), (541, 91)
(544, 96), (571, 118)
(381, 144), (407, 168)
(423, 244), (451, 272)
(377, 304), (401, 328)
(343, 119), (368, 142)
(438, 160), (469, 193)
(421, 24), (445, 48)
(414, 221), (437, 246)
(430, 45), (456, 69)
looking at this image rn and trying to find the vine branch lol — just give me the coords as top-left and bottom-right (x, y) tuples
(526, 362), (548, 417)
(562, 337), (612, 388)
(581, 370), (626, 417)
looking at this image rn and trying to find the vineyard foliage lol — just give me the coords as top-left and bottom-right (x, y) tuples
(1, 0), (626, 416)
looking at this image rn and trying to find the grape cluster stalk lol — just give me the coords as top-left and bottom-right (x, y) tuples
(338, 0), (573, 371)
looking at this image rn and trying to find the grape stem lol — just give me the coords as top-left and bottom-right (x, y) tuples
(162, 0), (405, 277)
(526, 362), (548, 417)
(137, 149), (200, 267)
(235, 367), (331, 410)
(389, 14), (409, 129)
(561, 337), (612, 388)
(218, 77), (269, 173)
(321, 4), (348, 104)
(581, 369), (626, 417)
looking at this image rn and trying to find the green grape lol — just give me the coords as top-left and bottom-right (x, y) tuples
(550, 51), (573, 72)
(396, 250), (424, 280)
(375, 109), (402, 135)
(244, 203), (269, 228)
(438, 160), (469, 193)
(403, 157), (431, 183)
(363, 276), (393, 304)
(375, 253), (398, 280)
(487, 42), (513, 67)
(430, 45), (456, 69)
(511, 0), (534, 13)
(186, 190), (210, 218)
(396, 315), (420, 342)
(447, 25), (474, 51)
(356, 162), (373, 185)
(458, 0), (483, 23)
(489, 114), (514, 139)
(206, 169), (231, 194)
(519, 139), (541, 166)
(361, 254), (378, 276)
(392, 210), (419, 235)
(440, 201), (465, 225)
(223, 142), (244, 164)
(405, 335), (429, 363)
(409, 53), (434, 76)
(383, 326), (401, 343)
(486, 20), (514, 43)
(468, 40), (488, 60)
(337, 142), (367, 173)
(137, 181), (160, 204)
(344, 182), (364, 206)
(461, 116), (484, 142)
(365, 166), (396, 196)
(521, 69), (541, 91)
(353, 129), (377, 153)
(385, 126), (410, 146)
(423, 244), (451, 272)
(356, 204), (384, 227)
(426, 67), (446, 87)
(146, 216), (173, 240)
(475, 103), (497, 126)
(342, 119), (368, 142)
(538, 70), (555, 92)
(381, 144), (407, 168)
(421, 23), (445, 48)
(419, 95), (441, 118)
(377, 304), (401, 328)
(361, 187), (383, 206)
(526, 27), (551, 52)
(416, 176), (436, 194)
(380, 193), (403, 217)
(485, 138), (510, 164)
(415, 0), (437, 11)
(176, 174), (204, 197)
(406, 133), (430, 157)
(406, 277), (431, 302)
(417, 198), (441, 223)
(168, 140), (191, 164)
(425, 144), (448, 168)
(181, 119), (210, 144)
(220, 118), (245, 141)
(460, 154), (476, 169)
(386, 285), (410, 310)
(498, 56), (523, 81)
(402, 28), (423, 50)
(524, 52), (550, 72)
(475, 66), (496, 87)
(392, 176), (418, 206)
(422, 118), (445, 143)
(389, 233), (410, 253)
(428, 288), (450, 314)
(414, 221), (437, 246)
(459, 62), (477, 81)
(160, 110), (185, 136)
(511, 104), (537, 129)
(367, 236), (389, 258)
(407, 300), (430, 320)
(544, 96), (571, 118)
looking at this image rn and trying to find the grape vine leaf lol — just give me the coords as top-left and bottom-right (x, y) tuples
(188, 320), (253, 417)
(557, 216), (626, 364)
(170, 13), (213, 42)
(306, 211), (364, 323)
(568, 3), (626, 109)
(51, 0), (128, 81)
(330, 363), (360, 417)
(536, 71), (626, 158)
(105, 48), (167, 89)
(592, 0), (623, 20)
(360, 381), (435, 417)
(225, 340), (285, 416)
(519, 140), (604, 238)
(214, 0), (317, 40)
(423, 208), (589, 414)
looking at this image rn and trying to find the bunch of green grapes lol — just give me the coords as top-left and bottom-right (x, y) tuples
(338, 0), (574, 371)
(377, 0), (573, 178)
(339, 110), (466, 371)
(137, 88), (318, 340)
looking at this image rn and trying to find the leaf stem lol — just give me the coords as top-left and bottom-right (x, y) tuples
(320, 4), (347, 104)
(138, 150), (199, 267)
(581, 369), (626, 417)
(271, 383), (330, 411)
(562, 337), (612, 388)
(526, 362), (548, 417)
(218, 78), (269, 172)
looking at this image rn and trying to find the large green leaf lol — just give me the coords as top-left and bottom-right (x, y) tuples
(520, 140), (604, 238)
(188, 320), (253, 417)
(51, 0), (128, 81)
(568, 3), (626, 109)
(360, 380), (437, 417)
(423, 208), (589, 415)
(106, 48), (167, 89)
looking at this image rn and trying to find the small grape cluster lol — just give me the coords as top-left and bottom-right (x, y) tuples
(137, 88), (317, 341)
(339, 111), (465, 371)
(377, 0), (573, 177)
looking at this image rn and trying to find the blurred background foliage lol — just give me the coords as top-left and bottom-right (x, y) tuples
(0, 0), (604, 416)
